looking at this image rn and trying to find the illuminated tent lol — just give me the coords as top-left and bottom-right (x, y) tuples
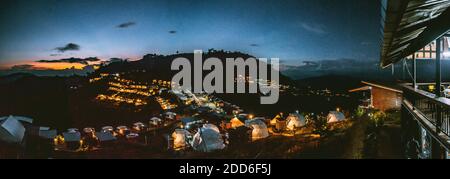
(149, 117), (162, 126)
(286, 113), (306, 130)
(96, 131), (117, 142)
(63, 131), (81, 150)
(270, 114), (283, 126)
(230, 117), (244, 128)
(327, 111), (346, 123)
(132, 122), (146, 131)
(171, 129), (191, 149)
(63, 131), (81, 142)
(101, 126), (114, 133)
(245, 119), (269, 141)
(96, 131), (117, 147)
(164, 112), (177, 120)
(191, 124), (225, 152)
(0, 117), (26, 143)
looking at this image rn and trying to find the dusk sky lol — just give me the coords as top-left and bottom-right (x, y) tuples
(0, 0), (380, 69)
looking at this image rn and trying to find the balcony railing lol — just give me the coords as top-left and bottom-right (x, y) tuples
(403, 84), (450, 137)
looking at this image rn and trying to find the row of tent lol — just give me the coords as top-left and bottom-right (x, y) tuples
(173, 117), (272, 152)
(271, 111), (346, 130)
(211, 110), (344, 148)
(2, 111), (346, 151)
(0, 114), (176, 148)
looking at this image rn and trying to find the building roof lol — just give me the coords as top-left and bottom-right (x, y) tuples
(348, 81), (403, 93)
(348, 86), (372, 93)
(361, 81), (403, 93)
(349, 81), (402, 93)
(380, 0), (450, 68)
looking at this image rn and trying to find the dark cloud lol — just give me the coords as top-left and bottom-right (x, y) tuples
(109, 58), (127, 62)
(50, 54), (61, 56)
(55, 43), (80, 53)
(250, 44), (259, 47)
(36, 57), (100, 65)
(168, 30), (177, 34)
(117, 22), (136, 28)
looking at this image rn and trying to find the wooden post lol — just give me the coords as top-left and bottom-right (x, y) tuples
(436, 38), (443, 135)
(412, 55), (417, 89)
(436, 38), (442, 97)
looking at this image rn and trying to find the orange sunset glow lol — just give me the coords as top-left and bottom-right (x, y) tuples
(29, 62), (86, 70)
(0, 60), (104, 71)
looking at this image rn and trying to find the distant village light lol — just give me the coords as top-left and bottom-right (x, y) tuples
(171, 50), (280, 104)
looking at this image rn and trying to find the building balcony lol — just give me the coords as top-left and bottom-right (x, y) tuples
(402, 83), (450, 155)
(380, 0), (450, 159)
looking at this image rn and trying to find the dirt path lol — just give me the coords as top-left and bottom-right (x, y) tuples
(376, 122), (402, 159)
(340, 119), (369, 159)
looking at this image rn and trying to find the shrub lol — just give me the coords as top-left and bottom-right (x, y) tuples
(355, 107), (365, 118)
(371, 111), (386, 127)
(312, 115), (329, 135)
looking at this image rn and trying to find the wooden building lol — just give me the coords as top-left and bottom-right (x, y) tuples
(350, 81), (402, 111)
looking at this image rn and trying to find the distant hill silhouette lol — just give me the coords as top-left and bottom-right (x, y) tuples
(0, 65), (96, 77)
(0, 51), (297, 129)
(94, 50), (294, 86)
(281, 58), (450, 83)
(0, 72), (35, 85)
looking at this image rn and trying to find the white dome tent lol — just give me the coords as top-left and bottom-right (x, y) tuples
(286, 112), (306, 130)
(270, 114), (283, 126)
(245, 119), (269, 141)
(149, 117), (162, 126)
(191, 124), (225, 152)
(0, 117), (26, 143)
(172, 129), (191, 150)
(202, 124), (220, 133)
(327, 111), (346, 123)
(164, 112), (177, 120)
